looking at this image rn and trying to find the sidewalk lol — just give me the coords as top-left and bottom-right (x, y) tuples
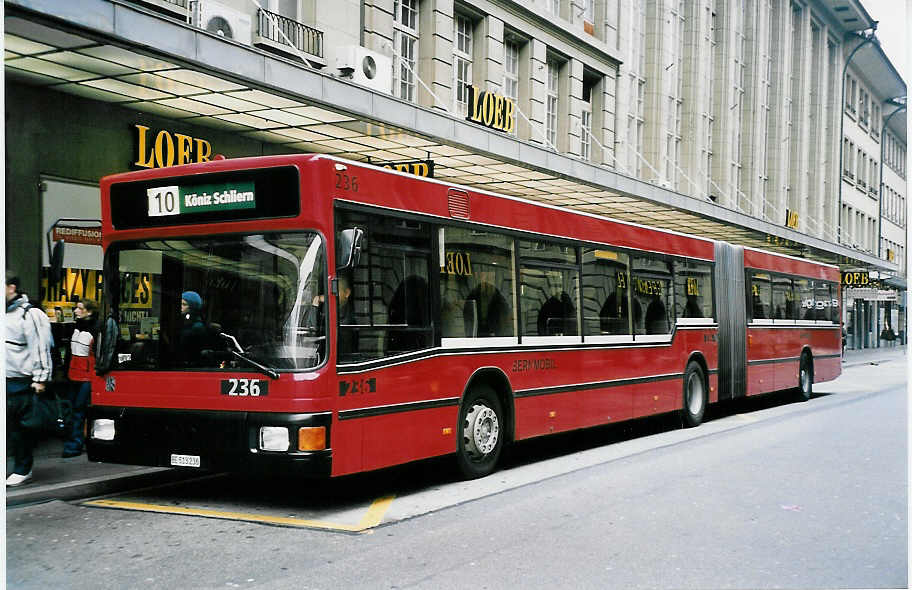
(6, 346), (907, 506)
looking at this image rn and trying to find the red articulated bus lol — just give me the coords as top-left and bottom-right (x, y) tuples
(86, 154), (841, 479)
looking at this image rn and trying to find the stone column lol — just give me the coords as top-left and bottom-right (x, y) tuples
(418, 0), (454, 111)
(527, 38), (548, 147)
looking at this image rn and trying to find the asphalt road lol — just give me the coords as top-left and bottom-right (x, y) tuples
(6, 357), (907, 589)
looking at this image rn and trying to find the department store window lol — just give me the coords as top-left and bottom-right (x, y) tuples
(847, 76), (857, 114)
(546, 58), (560, 148)
(393, 0), (419, 102)
(582, 0), (594, 23)
(843, 139), (853, 178)
(580, 77), (594, 160)
(453, 13), (473, 117)
(503, 37), (520, 136)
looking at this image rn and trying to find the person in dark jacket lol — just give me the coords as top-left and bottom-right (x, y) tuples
(62, 299), (99, 458)
(178, 290), (207, 365)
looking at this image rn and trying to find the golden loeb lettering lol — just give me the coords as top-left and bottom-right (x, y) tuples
(134, 124), (212, 169)
(466, 85), (516, 133)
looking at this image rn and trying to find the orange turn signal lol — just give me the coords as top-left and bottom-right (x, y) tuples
(298, 427), (326, 451)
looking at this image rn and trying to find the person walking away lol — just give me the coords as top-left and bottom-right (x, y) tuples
(63, 299), (99, 458)
(6, 272), (53, 487)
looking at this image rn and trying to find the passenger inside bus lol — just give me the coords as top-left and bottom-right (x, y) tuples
(177, 290), (207, 365)
(335, 274), (358, 356)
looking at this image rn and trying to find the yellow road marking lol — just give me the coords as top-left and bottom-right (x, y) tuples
(83, 495), (396, 533)
(358, 494), (395, 529)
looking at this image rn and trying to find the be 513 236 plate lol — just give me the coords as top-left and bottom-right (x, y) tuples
(170, 454), (201, 468)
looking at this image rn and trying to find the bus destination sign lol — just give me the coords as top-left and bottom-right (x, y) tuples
(147, 182), (256, 217)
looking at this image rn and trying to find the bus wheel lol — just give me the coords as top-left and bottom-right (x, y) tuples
(457, 385), (504, 479)
(795, 354), (813, 402)
(682, 361), (707, 428)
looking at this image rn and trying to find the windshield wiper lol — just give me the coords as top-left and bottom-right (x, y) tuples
(219, 332), (279, 380)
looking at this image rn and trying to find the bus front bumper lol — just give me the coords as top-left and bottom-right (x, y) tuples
(86, 406), (332, 478)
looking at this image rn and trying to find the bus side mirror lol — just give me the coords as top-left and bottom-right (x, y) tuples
(337, 228), (364, 270)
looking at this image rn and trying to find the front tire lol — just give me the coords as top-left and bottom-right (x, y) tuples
(682, 361), (707, 428)
(456, 385), (504, 479)
(795, 354), (813, 402)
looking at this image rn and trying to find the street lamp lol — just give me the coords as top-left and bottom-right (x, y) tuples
(836, 27), (878, 245)
(877, 97), (906, 259)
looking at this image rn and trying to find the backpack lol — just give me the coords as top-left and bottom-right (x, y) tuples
(21, 302), (55, 349)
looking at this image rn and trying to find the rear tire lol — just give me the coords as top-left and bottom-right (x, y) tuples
(795, 353), (813, 402)
(456, 385), (504, 479)
(682, 361), (707, 428)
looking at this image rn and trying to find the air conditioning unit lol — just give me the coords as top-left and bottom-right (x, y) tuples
(335, 46), (392, 94)
(196, 0), (252, 45)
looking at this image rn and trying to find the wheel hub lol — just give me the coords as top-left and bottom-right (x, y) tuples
(464, 403), (499, 457)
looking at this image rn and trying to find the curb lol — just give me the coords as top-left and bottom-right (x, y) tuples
(6, 467), (184, 507)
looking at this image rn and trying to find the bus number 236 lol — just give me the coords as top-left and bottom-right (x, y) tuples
(221, 378), (269, 397)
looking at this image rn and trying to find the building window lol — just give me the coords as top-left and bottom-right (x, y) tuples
(547, 0), (559, 17)
(546, 58), (559, 148)
(503, 38), (520, 135)
(580, 73), (598, 161)
(582, 0), (594, 23)
(627, 0), (646, 175)
(848, 76), (857, 114)
(393, 0), (419, 102)
(453, 14), (473, 117)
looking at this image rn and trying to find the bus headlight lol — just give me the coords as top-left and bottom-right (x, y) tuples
(259, 427), (290, 452)
(91, 419), (116, 441)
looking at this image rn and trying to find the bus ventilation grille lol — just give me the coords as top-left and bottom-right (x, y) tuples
(448, 190), (470, 219)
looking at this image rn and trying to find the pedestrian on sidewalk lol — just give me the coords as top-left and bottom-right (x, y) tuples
(6, 272), (54, 487)
(63, 298), (99, 458)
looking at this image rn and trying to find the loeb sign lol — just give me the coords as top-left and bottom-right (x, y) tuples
(465, 85), (515, 134)
(134, 124), (213, 169)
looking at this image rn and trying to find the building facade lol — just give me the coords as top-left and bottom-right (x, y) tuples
(3, 0), (907, 348)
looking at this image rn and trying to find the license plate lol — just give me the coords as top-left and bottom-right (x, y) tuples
(170, 454), (201, 468)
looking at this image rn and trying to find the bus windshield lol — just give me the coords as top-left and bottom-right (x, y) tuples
(106, 232), (326, 372)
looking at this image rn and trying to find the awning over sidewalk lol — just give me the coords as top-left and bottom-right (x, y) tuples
(4, 0), (900, 274)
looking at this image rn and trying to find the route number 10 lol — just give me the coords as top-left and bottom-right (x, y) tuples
(147, 185), (180, 217)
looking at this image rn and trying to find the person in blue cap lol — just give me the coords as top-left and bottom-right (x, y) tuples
(178, 290), (206, 365)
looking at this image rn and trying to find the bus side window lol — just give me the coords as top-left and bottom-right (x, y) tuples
(673, 260), (713, 320)
(631, 254), (673, 335)
(439, 227), (516, 340)
(750, 271), (772, 320)
(519, 240), (580, 339)
(582, 248), (631, 336)
(387, 275), (431, 352)
(772, 275), (792, 320)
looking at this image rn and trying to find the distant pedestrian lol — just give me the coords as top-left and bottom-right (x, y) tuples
(62, 299), (99, 458)
(6, 272), (53, 487)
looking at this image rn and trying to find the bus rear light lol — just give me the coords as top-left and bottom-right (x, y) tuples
(259, 427), (290, 452)
(91, 419), (116, 441)
(298, 427), (326, 451)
